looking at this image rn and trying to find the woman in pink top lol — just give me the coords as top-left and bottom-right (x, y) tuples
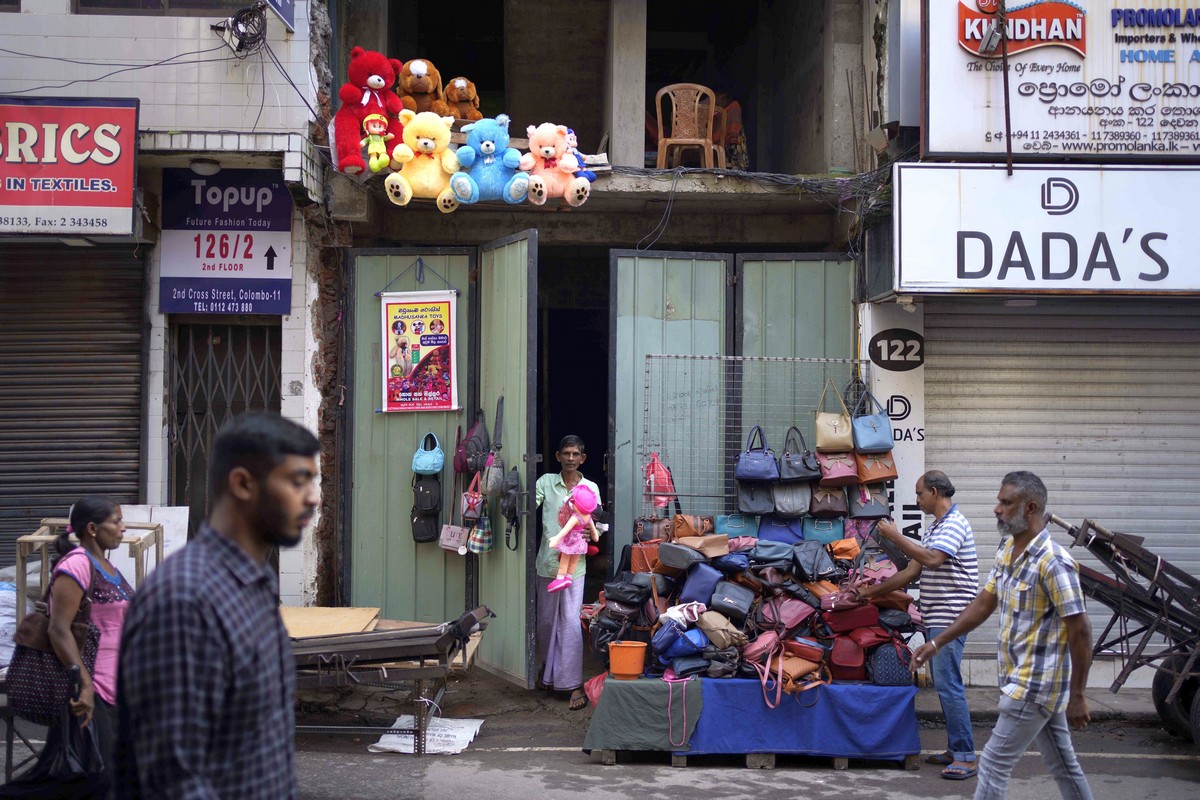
(48, 496), (134, 793)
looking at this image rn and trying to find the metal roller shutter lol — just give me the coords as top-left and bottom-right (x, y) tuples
(0, 245), (146, 565)
(924, 297), (1200, 652)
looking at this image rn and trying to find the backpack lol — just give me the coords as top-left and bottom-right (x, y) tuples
(410, 507), (439, 543)
(499, 466), (521, 551)
(462, 409), (491, 473)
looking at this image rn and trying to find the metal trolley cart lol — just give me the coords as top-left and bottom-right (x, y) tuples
(1048, 515), (1200, 741)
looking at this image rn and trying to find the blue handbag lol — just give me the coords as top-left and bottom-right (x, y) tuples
(711, 551), (750, 574)
(651, 618), (685, 656)
(852, 391), (893, 454)
(660, 627), (710, 665)
(733, 425), (780, 482)
(802, 517), (844, 545)
(679, 563), (722, 606)
(757, 514), (805, 545)
(715, 512), (754, 537)
(412, 432), (445, 475)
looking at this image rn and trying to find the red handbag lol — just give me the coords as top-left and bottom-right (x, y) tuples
(869, 590), (915, 612)
(817, 452), (858, 487)
(643, 452), (676, 509)
(758, 596), (817, 638)
(823, 602), (880, 633)
(829, 635), (867, 681)
(820, 589), (866, 613)
(784, 635), (826, 662)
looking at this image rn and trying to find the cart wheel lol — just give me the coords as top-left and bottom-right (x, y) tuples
(1190, 682), (1200, 746)
(1152, 656), (1197, 741)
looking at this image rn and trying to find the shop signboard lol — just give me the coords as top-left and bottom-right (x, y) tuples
(159, 168), (293, 314)
(0, 96), (139, 235)
(380, 291), (459, 413)
(894, 162), (1199, 294)
(926, 1), (1200, 160)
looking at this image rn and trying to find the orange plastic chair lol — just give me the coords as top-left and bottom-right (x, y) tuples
(654, 83), (718, 169)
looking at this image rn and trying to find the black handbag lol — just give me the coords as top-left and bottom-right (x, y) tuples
(709, 579), (755, 624)
(603, 580), (651, 606)
(779, 426), (822, 482)
(658, 541), (708, 570)
(849, 484), (891, 519)
(733, 425), (780, 482)
(737, 480), (775, 515)
(792, 540), (841, 583)
(672, 654), (711, 678)
(748, 539), (793, 569)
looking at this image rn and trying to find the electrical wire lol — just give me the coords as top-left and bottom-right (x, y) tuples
(0, 44), (231, 68)
(0, 48), (239, 94)
(263, 40), (321, 121)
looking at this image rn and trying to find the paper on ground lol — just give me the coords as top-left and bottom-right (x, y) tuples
(368, 716), (485, 755)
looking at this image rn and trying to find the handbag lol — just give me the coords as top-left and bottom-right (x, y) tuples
(708, 579), (755, 624)
(733, 425), (780, 482)
(829, 635), (867, 681)
(679, 563), (723, 606)
(851, 389), (894, 454)
(672, 514), (715, 540)
(737, 480), (775, 515)
(710, 551), (750, 574)
(770, 652), (829, 695)
(855, 452), (898, 484)
(696, 610), (749, 649)
(757, 514), (804, 545)
(466, 507), (494, 554)
(460, 472), (484, 521)
(674, 534), (729, 558)
(849, 484), (891, 519)
(672, 654), (710, 678)
(802, 517), (844, 545)
(817, 452), (858, 487)
(821, 588), (866, 613)
(779, 426), (822, 482)
(793, 540), (841, 582)
(658, 541), (708, 570)
(748, 539), (793, 568)
(8, 568), (102, 727)
(643, 451), (677, 508)
(868, 641), (915, 685)
(631, 539), (663, 573)
(771, 480), (812, 518)
(784, 635), (827, 662)
(758, 596), (817, 638)
(823, 602), (880, 633)
(869, 590), (915, 612)
(481, 397), (505, 496)
(814, 378), (853, 452)
(827, 537), (861, 561)
(412, 432), (445, 475)
(604, 579), (652, 605)
(635, 514), (675, 543)
(651, 619), (685, 656)
(808, 486), (848, 517)
(439, 518), (471, 554)
(714, 512), (753, 537)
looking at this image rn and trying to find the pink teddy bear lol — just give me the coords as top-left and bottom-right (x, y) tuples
(518, 122), (591, 207)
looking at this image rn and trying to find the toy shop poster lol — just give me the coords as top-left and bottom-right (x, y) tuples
(381, 291), (458, 412)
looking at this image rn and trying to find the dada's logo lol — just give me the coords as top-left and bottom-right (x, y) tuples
(1040, 177), (1078, 215)
(958, 0), (1086, 58)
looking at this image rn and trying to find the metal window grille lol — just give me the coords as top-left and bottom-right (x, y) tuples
(641, 354), (871, 518)
(168, 323), (281, 536)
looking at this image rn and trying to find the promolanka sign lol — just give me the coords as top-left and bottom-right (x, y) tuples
(159, 168), (293, 315)
(926, 0), (1200, 160)
(894, 162), (1199, 294)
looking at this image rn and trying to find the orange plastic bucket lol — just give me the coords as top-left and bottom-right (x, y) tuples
(607, 641), (648, 680)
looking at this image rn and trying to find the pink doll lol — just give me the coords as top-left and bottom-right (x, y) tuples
(546, 484), (599, 592)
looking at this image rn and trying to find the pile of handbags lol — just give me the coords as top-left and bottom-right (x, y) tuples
(583, 521), (924, 708)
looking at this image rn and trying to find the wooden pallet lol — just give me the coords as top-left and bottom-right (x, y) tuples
(596, 749), (920, 770)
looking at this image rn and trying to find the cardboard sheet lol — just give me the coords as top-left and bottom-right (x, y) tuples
(281, 606), (381, 639)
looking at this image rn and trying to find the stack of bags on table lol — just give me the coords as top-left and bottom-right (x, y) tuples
(582, 517), (924, 707)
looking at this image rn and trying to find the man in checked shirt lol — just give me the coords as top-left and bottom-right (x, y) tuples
(115, 412), (319, 799)
(910, 471), (1094, 800)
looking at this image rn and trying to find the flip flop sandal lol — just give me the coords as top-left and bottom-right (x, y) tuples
(925, 752), (954, 766)
(568, 691), (589, 711)
(941, 764), (978, 781)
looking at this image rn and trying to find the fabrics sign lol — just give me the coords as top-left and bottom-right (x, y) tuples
(381, 291), (459, 412)
(0, 96), (139, 235)
(159, 168), (293, 314)
(894, 162), (1200, 293)
(927, 1), (1200, 159)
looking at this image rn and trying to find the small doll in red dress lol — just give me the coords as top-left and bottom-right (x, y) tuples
(546, 484), (599, 593)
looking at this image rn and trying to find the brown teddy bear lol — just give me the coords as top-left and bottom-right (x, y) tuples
(444, 76), (483, 121)
(397, 59), (451, 117)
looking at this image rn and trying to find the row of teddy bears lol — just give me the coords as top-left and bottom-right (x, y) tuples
(332, 47), (593, 213)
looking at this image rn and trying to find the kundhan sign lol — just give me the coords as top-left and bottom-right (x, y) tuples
(0, 97), (139, 235)
(894, 162), (1200, 294)
(926, 1), (1200, 159)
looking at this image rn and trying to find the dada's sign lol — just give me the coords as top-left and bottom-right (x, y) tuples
(0, 97), (139, 235)
(894, 162), (1198, 294)
(927, 1), (1200, 160)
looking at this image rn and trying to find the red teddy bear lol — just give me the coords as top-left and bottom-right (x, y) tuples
(333, 47), (405, 175)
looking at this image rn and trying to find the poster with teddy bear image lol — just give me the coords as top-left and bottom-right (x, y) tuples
(381, 290), (458, 412)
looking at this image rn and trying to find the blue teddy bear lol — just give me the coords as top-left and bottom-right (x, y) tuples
(449, 114), (530, 205)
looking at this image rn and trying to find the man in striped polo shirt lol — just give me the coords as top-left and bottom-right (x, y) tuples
(864, 469), (979, 780)
(911, 471), (1093, 800)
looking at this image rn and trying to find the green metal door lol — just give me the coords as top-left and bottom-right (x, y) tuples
(346, 250), (473, 622)
(610, 251), (732, 571)
(476, 231), (538, 686)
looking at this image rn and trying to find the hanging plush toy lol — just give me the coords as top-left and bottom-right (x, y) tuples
(449, 114), (529, 205)
(397, 59), (451, 117)
(332, 47), (405, 175)
(518, 122), (591, 207)
(444, 76), (483, 121)
(383, 110), (460, 213)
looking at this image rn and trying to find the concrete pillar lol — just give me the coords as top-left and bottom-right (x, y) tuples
(827, 0), (865, 173)
(605, 0), (647, 168)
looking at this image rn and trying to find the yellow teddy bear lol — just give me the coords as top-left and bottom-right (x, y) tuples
(383, 109), (459, 213)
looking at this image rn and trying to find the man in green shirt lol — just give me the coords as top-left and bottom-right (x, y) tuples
(534, 435), (601, 710)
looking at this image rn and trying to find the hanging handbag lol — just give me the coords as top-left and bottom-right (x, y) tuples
(737, 478), (775, 515)
(439, 492), (472, 554)
(757, 514), (805, 545)
(809, 486), (848, 518)
(8, 567), (102, 726)
(672, 514), (715, 540)
(460, 472), (484, 521)
(643, 451), (677, 509)
(851, 389), (894, 454)
(481, 397), (505, 495)
(412, 432), (445, 475)
(771, 480), (813, 518)
(855, 451), (898, 484)
(733, 425), (780, 482)
(453, 424), (468, 474)
(849, 484), (891, 519)
(814, 378), (853, 452)
(817, 452), (858, 487)
(715, 512), (753, 537)
(466, 508), (494, 554)
(779, 426), (822, 483)
(801, 517), (844, 545)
